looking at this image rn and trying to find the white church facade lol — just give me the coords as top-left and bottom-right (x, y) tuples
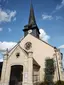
(0, 3), (64, 85)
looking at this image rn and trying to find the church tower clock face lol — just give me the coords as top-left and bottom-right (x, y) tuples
(28, 29), (32, 34)
(24, 42), (32, 50)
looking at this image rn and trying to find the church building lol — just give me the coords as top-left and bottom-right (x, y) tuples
(0, 3), (64, 85)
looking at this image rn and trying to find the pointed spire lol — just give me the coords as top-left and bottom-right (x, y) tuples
(28, 1), (36, 25)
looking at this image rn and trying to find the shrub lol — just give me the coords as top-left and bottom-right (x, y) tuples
(55, 80), (64, 85)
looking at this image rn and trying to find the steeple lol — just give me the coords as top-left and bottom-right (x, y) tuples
(23, 2), (40, 38)
(28, 2), (36, 25)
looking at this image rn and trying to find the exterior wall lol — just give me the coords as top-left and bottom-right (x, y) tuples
(1, 45), (28, 85)
(20, 34), (63, 82)
(33, 65), (40, 85)
(55, 50), (64, 81)
(1, 45), (34, 85)
(1, 54), (8, 85)
(1, 34), (63, 85)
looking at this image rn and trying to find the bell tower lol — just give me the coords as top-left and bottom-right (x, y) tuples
(23, 2), (40, 38)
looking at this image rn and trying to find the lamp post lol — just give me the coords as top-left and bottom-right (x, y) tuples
(54, 47), (61, 84)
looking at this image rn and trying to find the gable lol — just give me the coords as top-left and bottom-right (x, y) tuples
(19, 34), (55, 66)
(7, 34), (55, 67)
(7, 44), (28, 66)
(19, 34), (54, 51)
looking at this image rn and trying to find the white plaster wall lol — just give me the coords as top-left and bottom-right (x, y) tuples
(1, 45), (28, 85)
(20, 34), (56, 82)
(1, 34), (63, 85)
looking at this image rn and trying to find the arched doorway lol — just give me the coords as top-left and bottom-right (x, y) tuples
(9, 65), (23, 85)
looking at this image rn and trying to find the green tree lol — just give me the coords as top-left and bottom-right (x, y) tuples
(44, 58), (55, 85)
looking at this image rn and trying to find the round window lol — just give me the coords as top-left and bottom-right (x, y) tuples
(24, 42), (32, 50)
